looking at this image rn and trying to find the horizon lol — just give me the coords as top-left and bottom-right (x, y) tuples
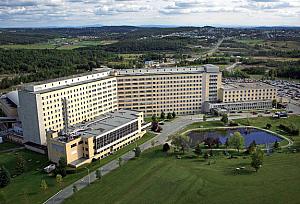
(1, 24), (300, 29)
(0, 0), (300, 28)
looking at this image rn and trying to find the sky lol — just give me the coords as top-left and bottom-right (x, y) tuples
(0, 0), (300, 28)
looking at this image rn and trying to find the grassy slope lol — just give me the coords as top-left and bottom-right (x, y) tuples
(64, 147), (300, 204)
(0, 132), (156, 204)
(64, 116), (300, 204)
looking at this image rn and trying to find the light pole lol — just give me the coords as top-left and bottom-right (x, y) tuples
(84, 167), (90, 185)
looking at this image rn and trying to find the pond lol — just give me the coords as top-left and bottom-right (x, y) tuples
(188, 127), (282, 148)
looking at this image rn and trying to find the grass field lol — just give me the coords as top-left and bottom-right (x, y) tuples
(64, 146), (300, 204)
(0, 132), (156, 204)
(64, 116), (300, 204)
(0, 39), (117, 50)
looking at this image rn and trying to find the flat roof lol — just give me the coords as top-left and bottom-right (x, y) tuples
(115, 64), (219, 76)
(28, 68), (112, 86)
(223, 83), (276, 90)
(69, 109), (140, 138)
(32, 75), (115, 94)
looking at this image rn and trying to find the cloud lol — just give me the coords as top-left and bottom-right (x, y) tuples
(95, 2), (151, 15)
(0, 0), (299, 27)
(0, 0), (37, 7)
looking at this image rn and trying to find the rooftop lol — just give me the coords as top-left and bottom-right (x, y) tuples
(223, 83), (276, 90)
(21, 68), (112, 93)
(115, 64), (219, 76)
(55, 109), (142, 142)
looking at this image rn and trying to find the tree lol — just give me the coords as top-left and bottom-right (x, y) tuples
(194, 144), (202, 157)
(248, 140), (257, 154)
(171, 135), (190, 154)
(274, 140), (279, 149)
(57, 157), (67, 177)
(96, 169), (102, 180)
(228, 132), (245, 152)
(172, 111), (176, 118)
(225, 138), (229, 149)
(162, 143), (170, 153)
(56, 174), (63, 187)
(203, 115), (207, 122)
(167, 113), (172, 120)
(118, 157), (123, 167)
(160, 111), (165, 120)
(40, 179), (48, 191)
(266, 123), (272, 129)
(221, 114), (229, 124)
(73, 185), (78, 193)
(157, 126), (163, 133)
(151, 115), (157, 122)
(251, 149), (264, 172)
(272, 99), (277, 108)
(15, 154), (26, 175)
(204, 152), (209, 160)
(0, 166), (11, 188)
(133, 147), (141, 157)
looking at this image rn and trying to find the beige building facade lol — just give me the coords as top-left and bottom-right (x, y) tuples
(47, 110), (145, 167)
(18, 69), (118, 146)
(218, 83), (277, 103)
(115, 65), (222, 116)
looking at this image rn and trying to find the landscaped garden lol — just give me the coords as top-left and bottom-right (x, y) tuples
(0, 132), (156, 204)
(63, 116), (300, 204)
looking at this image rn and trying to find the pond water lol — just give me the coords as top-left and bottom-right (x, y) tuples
(188, 127), (282, 147)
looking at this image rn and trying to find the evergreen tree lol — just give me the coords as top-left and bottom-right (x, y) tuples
(56, 174), (63, 187)
(172, 111), (176, 118)
(162, 143), (170, 153)
(194, 144), (202, 157)
(40, 179), (48, 191)
(96, 169), (102, 180)
(160, 111), (165, 120)
(0, 166), (11, 188)
(133, 147), (141, 157)
(15, 154), (26, 174)
(221, 114), (229, 124)
(167, 113), (172, 120)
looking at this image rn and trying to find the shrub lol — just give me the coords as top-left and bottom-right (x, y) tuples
(162, 143), (170, 152)
(229, 120), (238, 126)
(278, 124), (299, 135)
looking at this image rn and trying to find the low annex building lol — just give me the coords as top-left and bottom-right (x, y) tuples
(204, 82), (277, 113)
(47, 109), (146, 167)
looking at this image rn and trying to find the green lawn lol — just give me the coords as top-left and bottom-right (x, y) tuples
(0, 132), (156, 204)
(64, 146), (300, 204)
(0, 142), (22, 151)
(63, 115), (300, 204)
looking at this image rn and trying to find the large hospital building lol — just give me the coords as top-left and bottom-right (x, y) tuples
(0, 64), (276, 166)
